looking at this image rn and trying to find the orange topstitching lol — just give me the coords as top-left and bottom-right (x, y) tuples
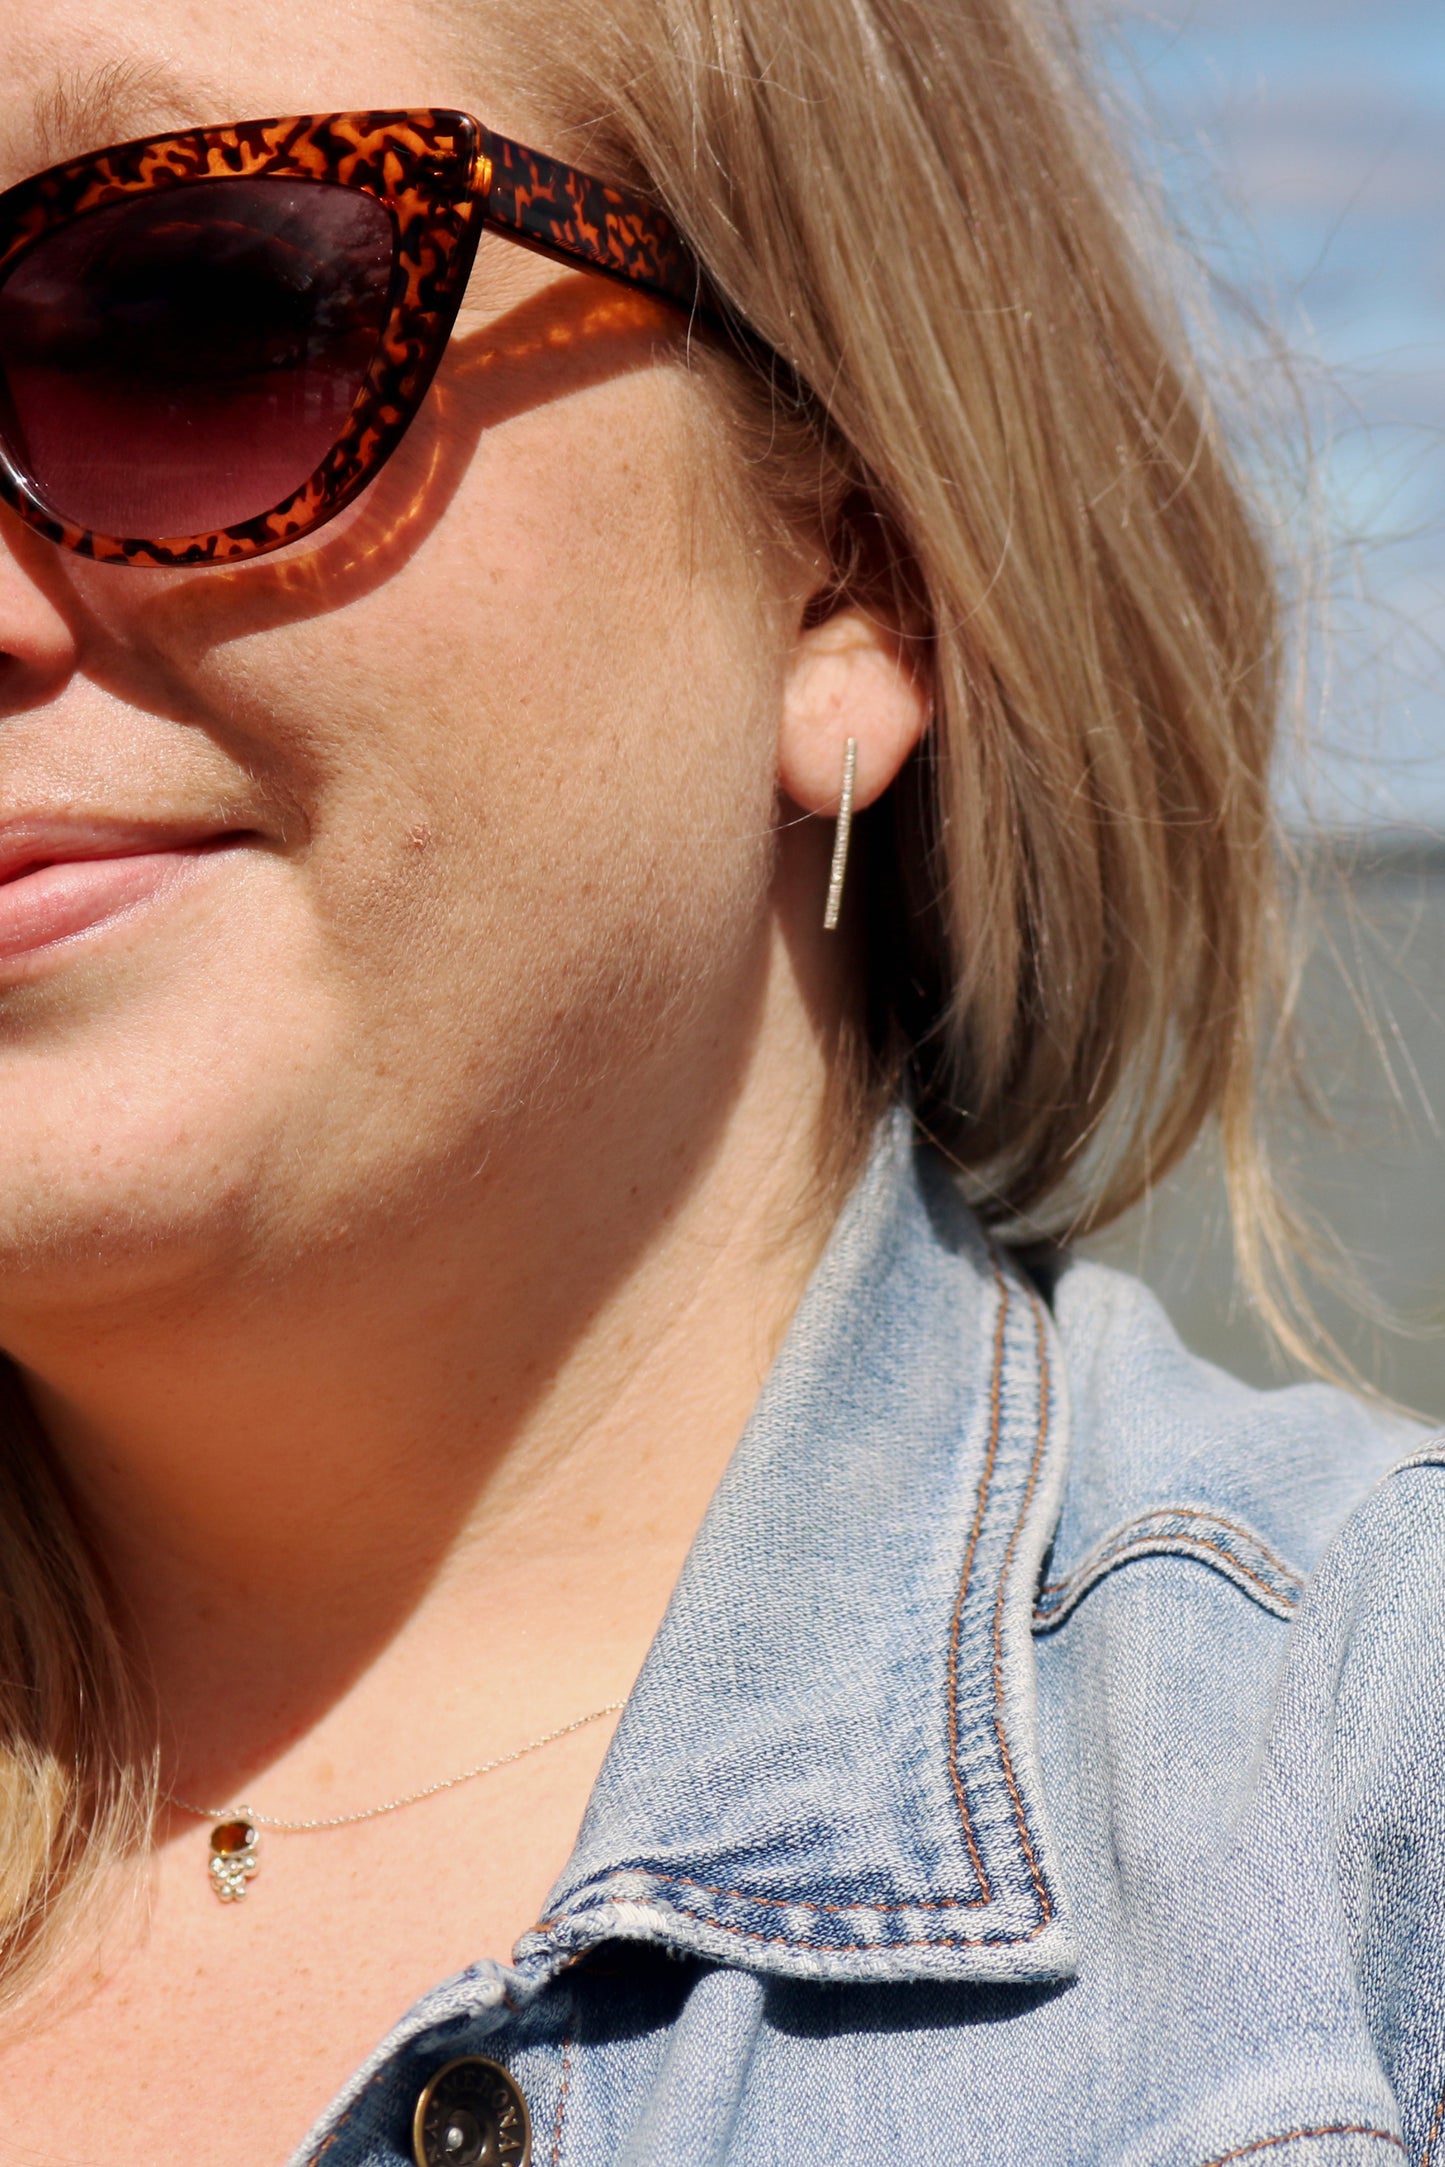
(537, 1252), (1061, 1952)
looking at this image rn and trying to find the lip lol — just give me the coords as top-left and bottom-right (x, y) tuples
(0, 825), (246, 964)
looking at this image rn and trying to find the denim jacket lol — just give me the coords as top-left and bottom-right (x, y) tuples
(294, 1117), (1445, 2167)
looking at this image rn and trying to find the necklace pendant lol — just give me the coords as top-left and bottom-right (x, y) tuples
(208, 1820), (260, 1902)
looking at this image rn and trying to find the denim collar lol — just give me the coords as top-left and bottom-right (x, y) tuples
(290, 1120), (1080, 2161)
(513, 1114), (1076, 1988)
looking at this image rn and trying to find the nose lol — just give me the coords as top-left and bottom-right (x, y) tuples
(0, 503), (80, 715)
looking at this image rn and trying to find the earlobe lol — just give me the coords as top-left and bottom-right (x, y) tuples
(777, 603), (931, 817)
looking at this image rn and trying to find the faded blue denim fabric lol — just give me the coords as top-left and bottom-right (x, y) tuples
(291, 1116), (1445, 2167)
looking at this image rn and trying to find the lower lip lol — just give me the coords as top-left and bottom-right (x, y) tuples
(0, 847), (228, 963)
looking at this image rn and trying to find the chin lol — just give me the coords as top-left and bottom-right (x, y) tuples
(0, 1036), (295, 1317)
(0, 1157), (260, 1324)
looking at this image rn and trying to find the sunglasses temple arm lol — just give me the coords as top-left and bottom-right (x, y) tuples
(474, 128), (712, 319)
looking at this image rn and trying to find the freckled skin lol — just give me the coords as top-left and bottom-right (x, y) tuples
(0, 1), (928, 2153)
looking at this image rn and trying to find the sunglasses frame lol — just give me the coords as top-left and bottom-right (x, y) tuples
(0, 110), (705, 568)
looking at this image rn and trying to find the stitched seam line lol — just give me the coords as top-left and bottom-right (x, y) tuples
(1393, 1444), (1445, 1475)
(1041, 1535), (1293, 1608)
(1193, 2127), (1404, 2166)
(1035, 1534), (1299, 1627)
(550, 2029), (574, 2167)
(304, 2057), (395, 2165)
(541, 1887), (1057, 1951)
(1420, 2080), (1445, 2167)
(943, 1265), (1009, 1904)
(536, 1256), (1062, 1955)
(547, 1862), (1015, 1918)
(987, 1278), (1053, 1919)
(1041, 1506), (1304, 1598)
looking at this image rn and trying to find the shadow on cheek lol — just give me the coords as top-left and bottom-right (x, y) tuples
(124, 274), (699, 656)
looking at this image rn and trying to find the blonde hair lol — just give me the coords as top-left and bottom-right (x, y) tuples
(0, 1366), (153, 2007)
(487, 0), (1285, 1245)
(0, 0), (1289, 1999)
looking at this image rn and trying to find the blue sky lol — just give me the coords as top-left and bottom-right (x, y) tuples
(1107, 0), (1445, 830)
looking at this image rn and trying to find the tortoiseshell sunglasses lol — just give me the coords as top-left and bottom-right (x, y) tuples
(0, 111), (705, 569)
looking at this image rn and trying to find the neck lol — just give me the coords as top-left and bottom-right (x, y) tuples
(1, 919), (858, 1815)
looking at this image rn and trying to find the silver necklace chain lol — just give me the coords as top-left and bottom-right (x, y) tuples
(166, 1699), (627, 1834)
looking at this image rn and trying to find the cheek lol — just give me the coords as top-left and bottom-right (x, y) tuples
(0, 371), (787, 1305)
(152, 370), (783, 1192)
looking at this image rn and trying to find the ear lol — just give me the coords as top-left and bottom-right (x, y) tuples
(777, 603), (931, 817)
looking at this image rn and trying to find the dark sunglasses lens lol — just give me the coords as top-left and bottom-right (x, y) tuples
(0, 178), (395, 543)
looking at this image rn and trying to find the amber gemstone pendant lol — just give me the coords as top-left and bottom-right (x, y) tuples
(166, 1698), (626, 1904)
(207, 1820), (261, 1901)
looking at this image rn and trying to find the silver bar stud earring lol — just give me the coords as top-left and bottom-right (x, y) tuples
(823, 737), (859, 931)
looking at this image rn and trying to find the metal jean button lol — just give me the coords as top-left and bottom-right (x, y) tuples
(412, 2057), (531, 2167)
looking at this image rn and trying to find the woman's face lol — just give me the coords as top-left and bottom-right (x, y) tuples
(0, 0), (822, 1310)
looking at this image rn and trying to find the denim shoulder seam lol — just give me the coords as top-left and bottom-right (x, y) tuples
(1420, 2076), (1445, 2167)
(1032, 1505), (1304, 1632)
(1387, 1439), (1445, 1478)
(1191, 2128), (1404, 2166)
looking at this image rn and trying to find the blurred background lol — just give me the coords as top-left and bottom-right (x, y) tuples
(1081, 0), (1445, 1417)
